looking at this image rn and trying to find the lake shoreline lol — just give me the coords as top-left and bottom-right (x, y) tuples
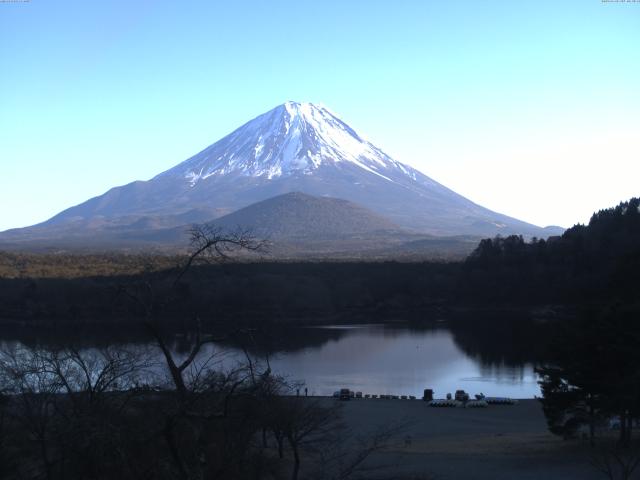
(0, 302), (567, 336)
(1, 322), (543, 399)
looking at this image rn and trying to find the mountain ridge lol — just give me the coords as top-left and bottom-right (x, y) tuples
(209, 191), (402, 239)
(2, 101), (564, 250)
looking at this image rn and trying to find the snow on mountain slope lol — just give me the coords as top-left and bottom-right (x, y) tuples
(6, 101), (562, 240)
(158, 101), (419, 185)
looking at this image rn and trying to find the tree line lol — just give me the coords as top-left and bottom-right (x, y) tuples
(462, 197), (640, 306)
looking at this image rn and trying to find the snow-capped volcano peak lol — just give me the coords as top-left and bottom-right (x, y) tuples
(20, 101), (559, 240)
(160, 101), (418, 186)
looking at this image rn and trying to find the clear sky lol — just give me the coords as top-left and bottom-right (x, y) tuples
(1, 0), (638, 231)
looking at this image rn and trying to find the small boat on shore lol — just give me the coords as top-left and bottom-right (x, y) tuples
(465, 399), (488, 408)
(429, 399), (461, 407)
(484, 397), (518, 405)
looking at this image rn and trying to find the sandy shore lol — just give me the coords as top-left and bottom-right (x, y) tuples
(327, 398), (601, 479)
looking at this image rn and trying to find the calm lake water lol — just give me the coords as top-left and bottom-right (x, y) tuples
(248, 324), (540, 399)
(2, 323), (542, 399)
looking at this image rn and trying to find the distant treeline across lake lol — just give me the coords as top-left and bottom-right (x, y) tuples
(0, 197), (637, 333)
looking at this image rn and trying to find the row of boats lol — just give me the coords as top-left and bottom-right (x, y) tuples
(332, 388), (518, 407)
(429, 397), (518, 408)
(332, 390), (417, 400)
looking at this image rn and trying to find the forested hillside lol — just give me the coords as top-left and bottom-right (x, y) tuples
(462, 197), (640, 305)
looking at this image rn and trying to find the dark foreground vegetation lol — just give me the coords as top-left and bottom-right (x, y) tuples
(0, 226), (412, 480)
(464, 198), (640, 462)
(0, 343), (411, 480)
(0, 198), (639, 479)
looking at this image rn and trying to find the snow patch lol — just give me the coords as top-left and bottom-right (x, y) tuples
(169, 101), (421, 185)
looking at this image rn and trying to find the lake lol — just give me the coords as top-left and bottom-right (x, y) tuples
(242, 324), (540, 399)
(167, 323), (541, 399)
(1, 323), (542, 399)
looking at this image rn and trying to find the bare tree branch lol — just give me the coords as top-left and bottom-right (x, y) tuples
(172, 224), (267, 289)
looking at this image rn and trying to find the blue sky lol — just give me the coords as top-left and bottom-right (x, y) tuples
(1, 0), (638, 231)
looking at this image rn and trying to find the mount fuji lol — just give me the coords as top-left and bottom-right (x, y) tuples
(0, 101), (562, 251)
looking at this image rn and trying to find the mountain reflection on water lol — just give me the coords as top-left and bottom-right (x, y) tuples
(1, 321), (544, 398)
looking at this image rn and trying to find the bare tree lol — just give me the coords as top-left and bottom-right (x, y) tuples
(0, 346), (61, 480)
(116, 225), (268, 479)
(0, 344), (151, 480)
(173, 224), (267, 288)
(275, 397), (343, 480)
(590, 442), (640, 480)
(127, 225), (265, 389)
(0, 392), (9, 479)
(310, 418), (410, 480)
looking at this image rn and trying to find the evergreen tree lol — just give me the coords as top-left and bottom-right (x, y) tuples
(537, 307), (640, 446)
